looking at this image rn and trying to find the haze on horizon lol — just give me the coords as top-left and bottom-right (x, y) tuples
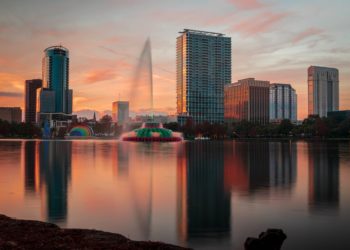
(0, 0), (349, 119)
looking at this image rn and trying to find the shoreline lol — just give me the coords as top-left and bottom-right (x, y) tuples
(0, 214), (189, 250)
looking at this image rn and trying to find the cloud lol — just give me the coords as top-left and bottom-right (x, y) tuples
(0, 91), (23, 97)
(231, 12), (289, 36)
(84, 69), (117, 84)
(292, 28), (324, 44)
(228, 0), (265, 10)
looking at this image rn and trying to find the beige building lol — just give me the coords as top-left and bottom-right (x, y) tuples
(224, 78), (270, 124)
(308, 66), (339, 117)
(0, 107), (22, 123)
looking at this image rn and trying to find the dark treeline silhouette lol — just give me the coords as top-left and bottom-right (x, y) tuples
(164, 115), (350, 139)
(0, 119), (42, 138)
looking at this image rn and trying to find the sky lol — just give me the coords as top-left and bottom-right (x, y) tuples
(0, 0), (349, 120)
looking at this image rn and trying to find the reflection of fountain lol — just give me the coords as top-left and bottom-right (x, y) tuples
(122, 39), (182, 142)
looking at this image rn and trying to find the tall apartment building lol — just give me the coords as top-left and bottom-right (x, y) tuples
(308, 66), (339, 117)
(224, 78), (270, 124)
(176, 29), (231, 124)
(112, 101), (129, 125)
(25, 79), (42, 123)
(0, 107), (22, 123)
(269, 83), (297, 123)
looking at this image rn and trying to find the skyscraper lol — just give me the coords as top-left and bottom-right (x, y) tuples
(224, 78), (270, 124)
(176, 29), (231, 124)
(25, 79), (42, 123)
(269, 83), (297, 122)
(308, 66), (339, 117)
(42, 45), (72, 114)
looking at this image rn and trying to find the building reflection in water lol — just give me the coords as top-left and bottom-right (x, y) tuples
(269, 142), (297, 188)
(24, 141), (37, 194)
(177, 142), (231, 244)
(308, 143), (339, 213)
(24, 141), (72, 223)
(224, 142), (297, 194)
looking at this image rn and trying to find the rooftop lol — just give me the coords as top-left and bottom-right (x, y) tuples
(180, 29), (225, 37)
(44, 45), (69, 52)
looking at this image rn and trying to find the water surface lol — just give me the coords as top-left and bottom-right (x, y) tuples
(0, 140), (349, 250)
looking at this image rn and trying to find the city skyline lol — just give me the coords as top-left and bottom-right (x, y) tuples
(1, 0), (350, 119)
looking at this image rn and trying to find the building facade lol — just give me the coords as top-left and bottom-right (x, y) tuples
(308, 66), (339, 117)
(25, 79), (42, 123)
(269, 83), (297, 123)
(112, 101), (129, 125)
(176, 29), (231, 124)
(42, 45), (72, 114)
(224, 78), (270, 124)
(0, 107), (22, 123)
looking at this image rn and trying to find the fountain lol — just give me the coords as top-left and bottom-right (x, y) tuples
(121, 39), (182, 142)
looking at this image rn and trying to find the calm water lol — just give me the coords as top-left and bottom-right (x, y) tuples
(0, 140), (350, 250)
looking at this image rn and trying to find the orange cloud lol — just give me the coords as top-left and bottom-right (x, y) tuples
(231, 12), (289, 36)
(84, 69), (117, 84)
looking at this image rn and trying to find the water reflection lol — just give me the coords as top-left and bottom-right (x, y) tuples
(1, 140), (349, 250)
(308, 143), (339, 213)
(224, 142), (297, 194)
(24, 141), (72, 223)
(24, 141), (37, 193)
(177, 142), (231, 247)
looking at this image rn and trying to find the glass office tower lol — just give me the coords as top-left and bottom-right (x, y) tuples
(177, 29), (231, 124)
(269, 83), (297, 123)
(42, 46), (72, 114)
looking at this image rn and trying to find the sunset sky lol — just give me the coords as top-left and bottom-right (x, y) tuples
(0, 0), (349, 119)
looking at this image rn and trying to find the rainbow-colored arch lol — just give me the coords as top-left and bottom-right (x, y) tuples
(69, 125), (94, 137)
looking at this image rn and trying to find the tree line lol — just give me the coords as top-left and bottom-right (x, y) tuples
(0, 119), (42, 138)
(164, 115), (350, 139)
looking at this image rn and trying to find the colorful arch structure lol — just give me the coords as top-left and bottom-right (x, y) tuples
(68, 125), (94, 137)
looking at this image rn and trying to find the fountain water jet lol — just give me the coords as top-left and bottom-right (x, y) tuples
(129, 38), (153, 117)
(122, 38), (183, 142)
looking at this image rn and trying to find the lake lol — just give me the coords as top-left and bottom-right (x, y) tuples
(0, 140), (349, 250)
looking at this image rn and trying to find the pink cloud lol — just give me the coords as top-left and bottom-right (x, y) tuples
(231, 12), (289, 36)
(292, 28), (324, 44)
(228, 0), (265, 10)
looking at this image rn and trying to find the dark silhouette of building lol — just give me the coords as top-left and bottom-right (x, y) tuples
(25, 79), (42, 123)
(308, 143), (339, 212)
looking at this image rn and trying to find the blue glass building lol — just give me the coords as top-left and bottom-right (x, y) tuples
(177, 29), (231, 124)
(42, 46), (72, 114)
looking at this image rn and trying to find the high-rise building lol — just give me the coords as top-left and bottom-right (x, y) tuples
(308, 66), (339, 117)
(112, 101), (129, 124)
(269, 83), (297, 122)
(42, 45), (72, 114)
(224, 78), (270, 124)
(0, 107), (22, 123)
(25, 79), (42, 123)
(176, 29), (231, 124)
